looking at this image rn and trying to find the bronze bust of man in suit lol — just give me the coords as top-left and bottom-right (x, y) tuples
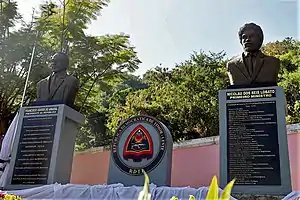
(226, 23), (280, 87)
(36, 52), (79, 107)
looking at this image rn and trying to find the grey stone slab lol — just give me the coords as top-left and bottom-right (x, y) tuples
(4, 104), (84, 190)
(107, 115), (173, 186)
(219, 86), (291, 196)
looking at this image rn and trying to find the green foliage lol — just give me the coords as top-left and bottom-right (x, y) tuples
(263, 38), (300, 123)
(0, 1), (20, 38)
(0, 0), (141, 143)
(105, 40), (300, 144)
(107, 51), (229, 142)
(0, 1), (51, 134)
(37, 0), (109, 51)
(75, 74), (147, 151)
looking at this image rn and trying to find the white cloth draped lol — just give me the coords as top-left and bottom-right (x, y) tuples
(0, 183), (298, 199)
(1, 183), (239, 200)
(0, 113), (19, 187)
(0, 113), (18, 161)
(282, 191), (300, 200)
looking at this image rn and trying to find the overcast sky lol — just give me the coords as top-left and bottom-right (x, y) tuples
(17, 0), (299, 75)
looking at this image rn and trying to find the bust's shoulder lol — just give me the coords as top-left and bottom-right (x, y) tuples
(37, 76), (50, 85)
(66, 74), (78, 80)
(227, 55), (241, 66)
(66, 74), (79, 84)
(263, 53), (280, 62)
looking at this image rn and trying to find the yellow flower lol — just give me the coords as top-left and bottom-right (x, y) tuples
(138, 169), (151, 200)
(4, 195), (13, 200)
(205, 176), (235, 200)
(220, 178), (235, 200)
(150, 175), (235, 200)
(2, 194), (22, 200)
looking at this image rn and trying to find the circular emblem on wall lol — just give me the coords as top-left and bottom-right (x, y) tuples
(111, 115), (167, 176)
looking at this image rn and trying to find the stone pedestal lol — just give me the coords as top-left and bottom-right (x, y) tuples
(219, 86), (291, 196)
(4, 104), (84, 190)
(107, 115), (173, 186)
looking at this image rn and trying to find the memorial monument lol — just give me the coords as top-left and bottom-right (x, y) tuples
(4, 52), (84, 190)
(107, 115), (173, 186)
(226, 23), (280, 88)
(36, 52), (80, 107)
(219, 23), (292, 196)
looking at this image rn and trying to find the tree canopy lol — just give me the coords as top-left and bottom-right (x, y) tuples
(0, 1), (299, 151)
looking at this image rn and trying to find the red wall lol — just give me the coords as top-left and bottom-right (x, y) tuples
(70, 133), (300, 190)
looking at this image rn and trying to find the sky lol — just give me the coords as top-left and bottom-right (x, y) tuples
(17, 0), (299, 76)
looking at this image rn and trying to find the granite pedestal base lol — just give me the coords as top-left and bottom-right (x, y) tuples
(4, 104), (84, 190)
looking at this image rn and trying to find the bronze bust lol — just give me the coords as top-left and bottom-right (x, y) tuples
(226, 23), (280, 87)
(36, 52), (79, 107)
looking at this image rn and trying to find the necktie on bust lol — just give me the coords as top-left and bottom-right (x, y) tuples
(245, 52), (256, 76)
(250, 53), (255, 76)
(48, 72), (66, 98)
(49, 73), (58, 91)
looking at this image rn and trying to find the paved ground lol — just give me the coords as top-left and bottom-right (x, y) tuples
(232, 194), (284, 200)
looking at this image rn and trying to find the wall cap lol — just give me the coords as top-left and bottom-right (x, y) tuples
(75, 123), (300, 154)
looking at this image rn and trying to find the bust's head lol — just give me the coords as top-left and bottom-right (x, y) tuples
(50, 52), (69, 73)
(238, 23), (264, 53)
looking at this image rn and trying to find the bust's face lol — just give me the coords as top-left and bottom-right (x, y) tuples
(241, 28), (261, 53)
(50, 53), (68, 73)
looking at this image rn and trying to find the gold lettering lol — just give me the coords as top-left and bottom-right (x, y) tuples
(129, 168), (142, 174)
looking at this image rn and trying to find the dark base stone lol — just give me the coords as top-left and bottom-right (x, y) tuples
(227, 82), (277, 89)
(232, 194), (284, 200)
(29, 101), (78, 111)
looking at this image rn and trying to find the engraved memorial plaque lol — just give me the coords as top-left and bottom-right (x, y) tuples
(219, 87), (292, 195)
(11, 115), (56, 185)
(226, 101), (281, 185)
(5, 105), (85, 190)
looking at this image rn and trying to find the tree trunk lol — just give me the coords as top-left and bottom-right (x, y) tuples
(0, 114), (9, 151)
(0, 100), (14, 150)
(0, 100), (9, 134)
(0, 116), (8, 135)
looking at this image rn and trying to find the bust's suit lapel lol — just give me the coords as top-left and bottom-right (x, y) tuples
(49, 78), (65, 100)
(45, 76), (51, 98)
(251, 52), (265, 83)
(234, 55), (251, 81)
